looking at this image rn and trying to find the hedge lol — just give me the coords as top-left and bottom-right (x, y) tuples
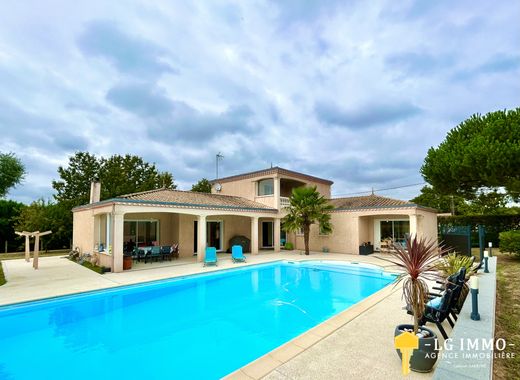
(439, 214), (520, 247)
(499, 231), (520, 256)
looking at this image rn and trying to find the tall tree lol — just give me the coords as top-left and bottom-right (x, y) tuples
(191, 178), (212, 193)
(411, 186), (513, 215)
(410, 186), (465, 214)
(14, 200), (74, 250)
(457, 190), (511, 215)
(0, 199), (25, 252)
(0, 152), (26, 198)
(52, 152), (176, 207)
(99, 154), (175, 199)
(282, 186), (333, 255)
(52, 152), (100, 206)
(421, 108), (520, 200)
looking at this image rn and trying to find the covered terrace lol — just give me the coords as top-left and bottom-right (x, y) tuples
(72, 188), (282, 272)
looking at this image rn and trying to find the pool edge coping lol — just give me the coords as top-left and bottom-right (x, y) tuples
(223, 277), (401, 380)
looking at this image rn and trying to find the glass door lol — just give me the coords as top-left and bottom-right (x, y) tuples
(379, 220), (410, 246)
(262, 221), (274, 248)
(207, 221), (223, 251)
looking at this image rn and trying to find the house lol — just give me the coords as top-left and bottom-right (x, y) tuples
(72, 167), (437, 272)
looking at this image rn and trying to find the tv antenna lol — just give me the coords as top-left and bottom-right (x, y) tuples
(216, 152), (224, 179)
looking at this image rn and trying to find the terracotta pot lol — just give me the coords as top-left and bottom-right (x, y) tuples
(123, 255), (132, 270)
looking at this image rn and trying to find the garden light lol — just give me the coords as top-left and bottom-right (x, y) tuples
(470, 276), (480, 321)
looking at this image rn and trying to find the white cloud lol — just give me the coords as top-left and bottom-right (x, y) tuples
(0, 0), (518, 203)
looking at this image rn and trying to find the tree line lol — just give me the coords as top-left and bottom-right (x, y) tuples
(411, 108), (520, 215)
(0, 152), (213, 252)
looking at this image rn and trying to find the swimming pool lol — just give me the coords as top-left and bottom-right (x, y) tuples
(0, 260), (395, 379)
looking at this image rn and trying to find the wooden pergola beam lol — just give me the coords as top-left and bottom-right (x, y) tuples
(15, 230), (52, 268)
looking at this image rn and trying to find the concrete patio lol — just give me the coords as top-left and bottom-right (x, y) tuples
(0, 251), (453, 379)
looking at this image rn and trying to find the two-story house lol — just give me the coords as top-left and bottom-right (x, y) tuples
(72, 167), (437, 272)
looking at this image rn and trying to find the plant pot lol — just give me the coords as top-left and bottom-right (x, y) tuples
(123, 255), (132, 270)
(394, 324), (438, 373)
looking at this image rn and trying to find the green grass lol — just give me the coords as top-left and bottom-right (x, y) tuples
(0, 261), (5, 286)
(494, 252), (520, 379)
(0, 249), (69, 261)
(80, 260), (105, 274)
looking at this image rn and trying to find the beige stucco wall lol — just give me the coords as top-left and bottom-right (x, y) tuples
(288, 207), (438, 255)
(72, 208), (95, 255)
(208, 214), (252, 251)
(416, 208), (438, 242)
(212, 173), (332, 208)
(178, 214), (197, 257)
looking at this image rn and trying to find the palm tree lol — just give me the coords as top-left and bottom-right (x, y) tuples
(282, 186), (334, 255)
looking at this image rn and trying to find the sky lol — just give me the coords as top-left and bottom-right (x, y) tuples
(0, 0), (519, 204)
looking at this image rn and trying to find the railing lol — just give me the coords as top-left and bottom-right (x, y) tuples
(280, 197), (290, 208)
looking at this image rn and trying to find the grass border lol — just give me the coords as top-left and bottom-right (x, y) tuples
(0, 261), (6, 286)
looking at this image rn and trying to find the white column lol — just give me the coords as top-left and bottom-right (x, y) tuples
(274, 177), (280, 209)
(409, 214), (418, 238)
(274, 218), (281, 252)
(106, 213), (111, 249)
(197, 215), (207, 262)
(112, 213), (124, 272)
(251, 216), (259, 254)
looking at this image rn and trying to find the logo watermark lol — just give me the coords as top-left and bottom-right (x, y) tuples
(394, 333), (516, 376)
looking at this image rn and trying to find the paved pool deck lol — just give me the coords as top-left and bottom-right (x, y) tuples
(0, 252), (452, 379)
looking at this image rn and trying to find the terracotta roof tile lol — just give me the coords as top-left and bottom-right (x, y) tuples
(329, 194), (413, 210)
(210, 166), (333, 185)
(115, 188), (277, 212)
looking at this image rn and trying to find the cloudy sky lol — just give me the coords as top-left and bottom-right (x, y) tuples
(1, 0), (519, 204)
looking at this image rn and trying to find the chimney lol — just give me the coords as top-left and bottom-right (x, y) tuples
(90, 178), (101, 204)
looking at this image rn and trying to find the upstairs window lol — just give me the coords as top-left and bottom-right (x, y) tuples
(257, 179), (274, 196)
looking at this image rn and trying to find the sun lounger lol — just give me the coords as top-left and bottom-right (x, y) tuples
(231, 245), (246, 263)
(204, 247), (217, 267)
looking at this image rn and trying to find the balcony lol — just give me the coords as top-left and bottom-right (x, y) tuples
(280, 196), (290, 208)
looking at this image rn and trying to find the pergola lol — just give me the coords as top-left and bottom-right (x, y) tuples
(15, 230), (52, 269)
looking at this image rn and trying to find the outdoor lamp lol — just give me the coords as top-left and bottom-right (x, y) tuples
(488, 242), (493, 256)
(484, 250), (490, 273)
(470, 276), (480, 321)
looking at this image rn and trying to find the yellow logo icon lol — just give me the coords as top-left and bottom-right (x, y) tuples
(395, 331), (419, 375)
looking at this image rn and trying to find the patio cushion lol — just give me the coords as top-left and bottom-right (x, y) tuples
(427, 296), (442, 309)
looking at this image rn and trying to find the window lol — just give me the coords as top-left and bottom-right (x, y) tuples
(124, 220), (159, 246)
(296, 227), (304, 236)
(380, 220), (409, 244)
(258, 179), (274, 196)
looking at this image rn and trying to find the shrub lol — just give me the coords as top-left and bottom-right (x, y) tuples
(436, 252), (475, 279)
(284, 242), (294, 250)
(499, 230), (520, 256)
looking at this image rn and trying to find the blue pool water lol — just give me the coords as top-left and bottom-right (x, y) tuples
(0, 260), (395, 379)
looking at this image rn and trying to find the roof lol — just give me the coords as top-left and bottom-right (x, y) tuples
(210, 166), (333, 185)
(73, 188), (278, 212)
(329, 194), (428, 211)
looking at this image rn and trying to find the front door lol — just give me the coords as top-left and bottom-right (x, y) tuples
(262, 221), (274, 248)
(207, 221), (223, 251)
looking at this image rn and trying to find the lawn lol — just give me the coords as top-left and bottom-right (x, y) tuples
(494, 251), (520, 379)
(0, 249), (69, 261)
(0, 261), (5, 286)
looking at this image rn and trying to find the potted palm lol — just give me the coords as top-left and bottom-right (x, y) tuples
(382, 235), (448, 372)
